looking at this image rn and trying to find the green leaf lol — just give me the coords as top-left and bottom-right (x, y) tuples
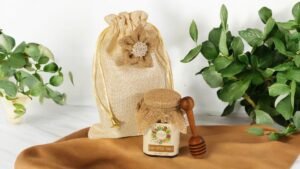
(220, 4), (228, 30)
(30, 83), (44, 96)
(68, 72), (74, 85)
(33, 73), (43, 83)
(13, 103), (26, 117)
(238, 54), (249, 65)
(181, 45), (201, 63)
(201, 66), (223, 88)
(14, 109), (25, 117)
(257, 98), (280, 116)
(268, 132), (282, 141)
(39, 44), (54, 60)
(53, 93), (66, 105)
(276, 94), (293, 120)
(24, 43), (54, 61)
(249, 71), (264, 85)
(287, 31), (300, 41)
(209, 28), (222, 47)
(239, 28), (263, 47)
(268, 83), (290, 97)
(25, 43), (40, 61)
(275, 93), (288, 107)
(286, 69), (300, 82)
(50, 74), (64, 86)
(286, 41), (298, 53)
(13, 42), (26, 53)
(46, 87), (66, 105)
(294, 111), (300, 129)
(261, 68), (275, 78)
(258, 7), (272, 23)
(221, 102), (235, 116)
(255, 109), (274, 125)
(0, 64), (12, 79)
(0, 53), (5, 60)
(253, 46), (273, 68)
(217, 79), (250, 103)
(231, 37), (244, 56)
(293, 55), (300, 67)
(24, 63), (35, 72)
(247, 127), (264, 136)
(189, 20), (198, 43)
(0, 80), (17, 97)
(5, 95), (17, 101)
(263, 18), (275, 39)
(13, 103), (25, 111)
(201, 41), (218, 60)
(273, 62), (294, 71)
(14, 71), (22, 82)
(35, 64), (41, 70)
(43, 62), (59, 73)
(38, 56), (49, 64)
(0, 33), (15, 52)
(213, 56), (232, 71)
(0, 63), (15, 79)
(277, 20), (298, 30)
(219, 29), (229, 56)
(284, 125), (297, 135)
(292, 2), (300, 23)
(195, 67), (207, 75)
(7, 53), (26, 68)
(219, 61), (245, 77)
(20, 72), (41, 89)
(272, 38), (286, 54)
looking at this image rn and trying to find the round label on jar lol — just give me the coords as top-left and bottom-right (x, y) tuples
(151, 125), (171, 144)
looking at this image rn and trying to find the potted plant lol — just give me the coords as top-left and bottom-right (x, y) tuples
(181, 2), (300, 140)
(0, 30), (73, 123)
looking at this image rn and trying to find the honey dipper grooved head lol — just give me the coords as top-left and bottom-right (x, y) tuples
(189, 136), (207, 158)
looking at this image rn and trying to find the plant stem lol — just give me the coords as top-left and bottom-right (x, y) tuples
(243, 94), (256, 108)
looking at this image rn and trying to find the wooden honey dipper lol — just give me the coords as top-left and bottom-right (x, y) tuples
(180, 97), (207, 158)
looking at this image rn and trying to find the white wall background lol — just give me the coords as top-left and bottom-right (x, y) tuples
(0, 0), (298, 115)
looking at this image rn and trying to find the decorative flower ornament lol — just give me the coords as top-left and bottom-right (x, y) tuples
(118, 25), (158, 67)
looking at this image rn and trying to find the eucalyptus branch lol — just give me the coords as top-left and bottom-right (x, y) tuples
(182, 2), (300, 140)
(183, 1), (299, 140)
(0, 30), (72, 117)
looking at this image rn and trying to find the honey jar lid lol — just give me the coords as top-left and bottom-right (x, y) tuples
(143, 88), (181, 108)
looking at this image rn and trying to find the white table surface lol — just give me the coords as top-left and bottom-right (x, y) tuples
(1, 105), (297, 169)
(0, 104), (98, 169)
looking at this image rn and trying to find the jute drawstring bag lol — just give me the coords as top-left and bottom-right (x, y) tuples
(88, 11), (173, 138)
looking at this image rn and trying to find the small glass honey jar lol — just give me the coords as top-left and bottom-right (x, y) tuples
(136, 88), (187, 157)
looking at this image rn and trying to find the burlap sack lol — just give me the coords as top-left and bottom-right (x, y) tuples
(88, 11), (173, 138)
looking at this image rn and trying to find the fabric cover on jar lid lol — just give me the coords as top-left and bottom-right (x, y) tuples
(136, 88), (187, 134)
(143, 88), (181, 109)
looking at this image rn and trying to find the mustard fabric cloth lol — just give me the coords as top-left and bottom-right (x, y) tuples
(15, 125), (300, 169)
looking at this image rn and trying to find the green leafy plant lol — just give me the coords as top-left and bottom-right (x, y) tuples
(182, 3), (300, 140)
(0, 30), (74, 118)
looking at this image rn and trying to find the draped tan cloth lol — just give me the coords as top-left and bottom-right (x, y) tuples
(15, 125), (300, 169)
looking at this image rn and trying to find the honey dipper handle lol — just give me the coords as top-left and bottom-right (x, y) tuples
(180, 97), (197, 137)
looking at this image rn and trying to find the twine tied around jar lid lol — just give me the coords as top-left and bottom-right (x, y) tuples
(136, 88), (187, 134)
